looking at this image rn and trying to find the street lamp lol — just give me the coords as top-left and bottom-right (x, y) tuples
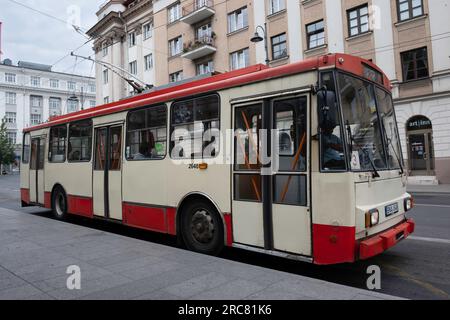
(250, 23), (270, 66)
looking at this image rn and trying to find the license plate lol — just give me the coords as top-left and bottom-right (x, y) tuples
(385, 203), (399, 217)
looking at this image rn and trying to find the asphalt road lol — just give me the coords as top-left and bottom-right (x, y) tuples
(0, 174), (449, 300)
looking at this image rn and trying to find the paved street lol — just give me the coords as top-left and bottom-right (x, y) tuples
(0, 174), (448, 300)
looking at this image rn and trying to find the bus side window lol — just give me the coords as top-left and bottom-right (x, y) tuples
(126, 105), (167, 160)
(49, 125), (67, 163)
(319, 72), (346, 171)
(170, 95), (220, 160)
(22, 133), (31, 164)
(68, 120), (93, 162)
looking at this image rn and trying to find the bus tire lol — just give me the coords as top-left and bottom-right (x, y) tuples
(52, 186), (68, 220)
(181, 200), (224, 256)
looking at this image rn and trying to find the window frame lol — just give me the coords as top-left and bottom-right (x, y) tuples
(401, 46), (429, 82)
(397, 0), (424, 22)
(169, 71), (183, 83)
(169, 36), (183, 57)
(67, 119), (93, 163)
(271, 33), (288, 60)
(143, 22), (153, 40)
(125, 104), (168, 162)
(347, 4), (370, 37)
(170, 93), (221, 160)
(128, 31), (136, 48)
(268, 0), (285, 15)
(5, 73), (16, 83)
(168, 2), (181, 24)
(144, 54), (153, 70)
(48, 124), (68, 163)
(230, 48), (250, 71)
(227, 6), (248, 33)
(129, 60), (138, 75)
(306, 19), (325, 50)
(22, 133), (31, 164)
(5, 92), (16, 105)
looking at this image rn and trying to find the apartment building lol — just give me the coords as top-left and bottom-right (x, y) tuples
(87, 0), (450, 183)
(0, 59), (96, 155)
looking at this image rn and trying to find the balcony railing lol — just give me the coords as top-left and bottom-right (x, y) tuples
(181, 0), (215, 25)
(182, 35), (217, 60)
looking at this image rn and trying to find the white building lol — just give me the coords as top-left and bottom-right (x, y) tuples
(0, 59), (96, 156)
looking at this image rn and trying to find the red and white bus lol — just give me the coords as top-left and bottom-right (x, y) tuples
(20, 53), (415, 265)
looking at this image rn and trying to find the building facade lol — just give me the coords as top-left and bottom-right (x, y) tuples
(88, 0), (450, 183)
(0, 59), (96, 156)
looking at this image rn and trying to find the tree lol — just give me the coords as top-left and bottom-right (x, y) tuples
(0, 118), (16, 171)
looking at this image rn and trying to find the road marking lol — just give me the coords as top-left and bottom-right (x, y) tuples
(383, 264), (450, 299)
(409, 236), (450, 245)
(415, 204), (450, 208)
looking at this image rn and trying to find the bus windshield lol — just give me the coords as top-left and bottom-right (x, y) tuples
(337, 73), (402, 172)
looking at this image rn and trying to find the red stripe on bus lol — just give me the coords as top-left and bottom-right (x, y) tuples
(312, 224), (356, 265)
(166, 207), (177, 236)
(223, 213), (233, 247)
(122, 203), (167, 233)
(44, 192), (51, 209)
(67, 195), (94, 218)
(20, 188), (30, 204)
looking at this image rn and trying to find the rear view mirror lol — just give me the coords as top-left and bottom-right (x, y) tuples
(317, 86), (338, 131)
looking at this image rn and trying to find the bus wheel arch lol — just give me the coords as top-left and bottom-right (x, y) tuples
(176, 193), (225, 256)
(51, 184), (68, 220)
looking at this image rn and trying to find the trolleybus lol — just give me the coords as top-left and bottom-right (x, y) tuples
(20, 53), (415, 265)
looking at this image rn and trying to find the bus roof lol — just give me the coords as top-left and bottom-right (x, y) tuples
(24, 53), (390, 133)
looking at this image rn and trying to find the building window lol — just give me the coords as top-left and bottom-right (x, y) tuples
(30, 76), (41, 87)
(143, 22), (153, 40)
(104, 96), (109, 104)
(230, 48), (249, 70)
(169, 71), (183, 83)
(171, 95), (220, 159)
(30, 95), (43, 107)
(129, 61), (138, 75)
(144, 54), (153, 70)
(401, 47), (429, 81)
(197, 60), (214, 75)
(128, 32), (136, 47)
(68, 81), (76, 91)
(126, 105), (167, 160)
(168, 2), (181, 23)
(228, 7), (248, 33)
(49, 97), (62, 116)
(89, 83), (96, 93)
(49, 125), (67, 162)
(269, 0), (285, 15)
(68, 120), (93, 162)
(306, 20), (325, 49)
(5, 73), (16, 83)
(67, 99), (79, 113)
(103, 70), (109, 84)
(89, 100), (96, 108)
(7, 131), (17, 145)
(5, 92), (16, 105)
(102, 42), (108, 56)
(398, 0), (423, 21)
(30, 114), (42, 125)
(271, 33), (287, 60)
(5, 112), (16, 124)
(347, 4), (369, 37)
(169, 36), (183, 57)
(50, 79), (59, 88)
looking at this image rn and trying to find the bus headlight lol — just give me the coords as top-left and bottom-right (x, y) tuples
(365, 209), (379, 228)
(404, 197), (414, 212)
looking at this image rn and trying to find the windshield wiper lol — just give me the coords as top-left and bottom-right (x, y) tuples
(346, 122), (380, 178)
(381, 122), (404, 175)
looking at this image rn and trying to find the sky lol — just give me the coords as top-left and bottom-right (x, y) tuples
(0, 0), (106, 78)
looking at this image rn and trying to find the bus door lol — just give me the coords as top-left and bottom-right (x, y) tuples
(93, 125), (123, 220)
(29, 136), (46, 205)
(232, 95), (311, 256)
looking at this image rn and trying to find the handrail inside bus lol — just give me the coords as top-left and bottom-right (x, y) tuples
(280, 132), (306, 202)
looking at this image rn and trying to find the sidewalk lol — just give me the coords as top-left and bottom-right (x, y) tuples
(0, 207), (402, 300)
(407, 184), (450, 194)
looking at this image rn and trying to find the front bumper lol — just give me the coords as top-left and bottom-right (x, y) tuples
(359, 219), (415, 260)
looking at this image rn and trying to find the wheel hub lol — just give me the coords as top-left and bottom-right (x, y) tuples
(191, 209), (215, 244)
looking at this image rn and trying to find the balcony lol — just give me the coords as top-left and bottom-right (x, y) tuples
(181, 36), (217, 60)
(181, 0), (215, 25)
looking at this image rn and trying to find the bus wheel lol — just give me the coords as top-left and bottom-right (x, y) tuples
(52, 186), (67, 220)
(181, 200), (224, 256)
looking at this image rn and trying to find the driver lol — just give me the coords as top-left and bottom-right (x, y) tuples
(322, 126), (344, 169)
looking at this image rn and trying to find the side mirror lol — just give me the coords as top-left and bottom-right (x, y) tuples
(317, 86), (338, 131)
